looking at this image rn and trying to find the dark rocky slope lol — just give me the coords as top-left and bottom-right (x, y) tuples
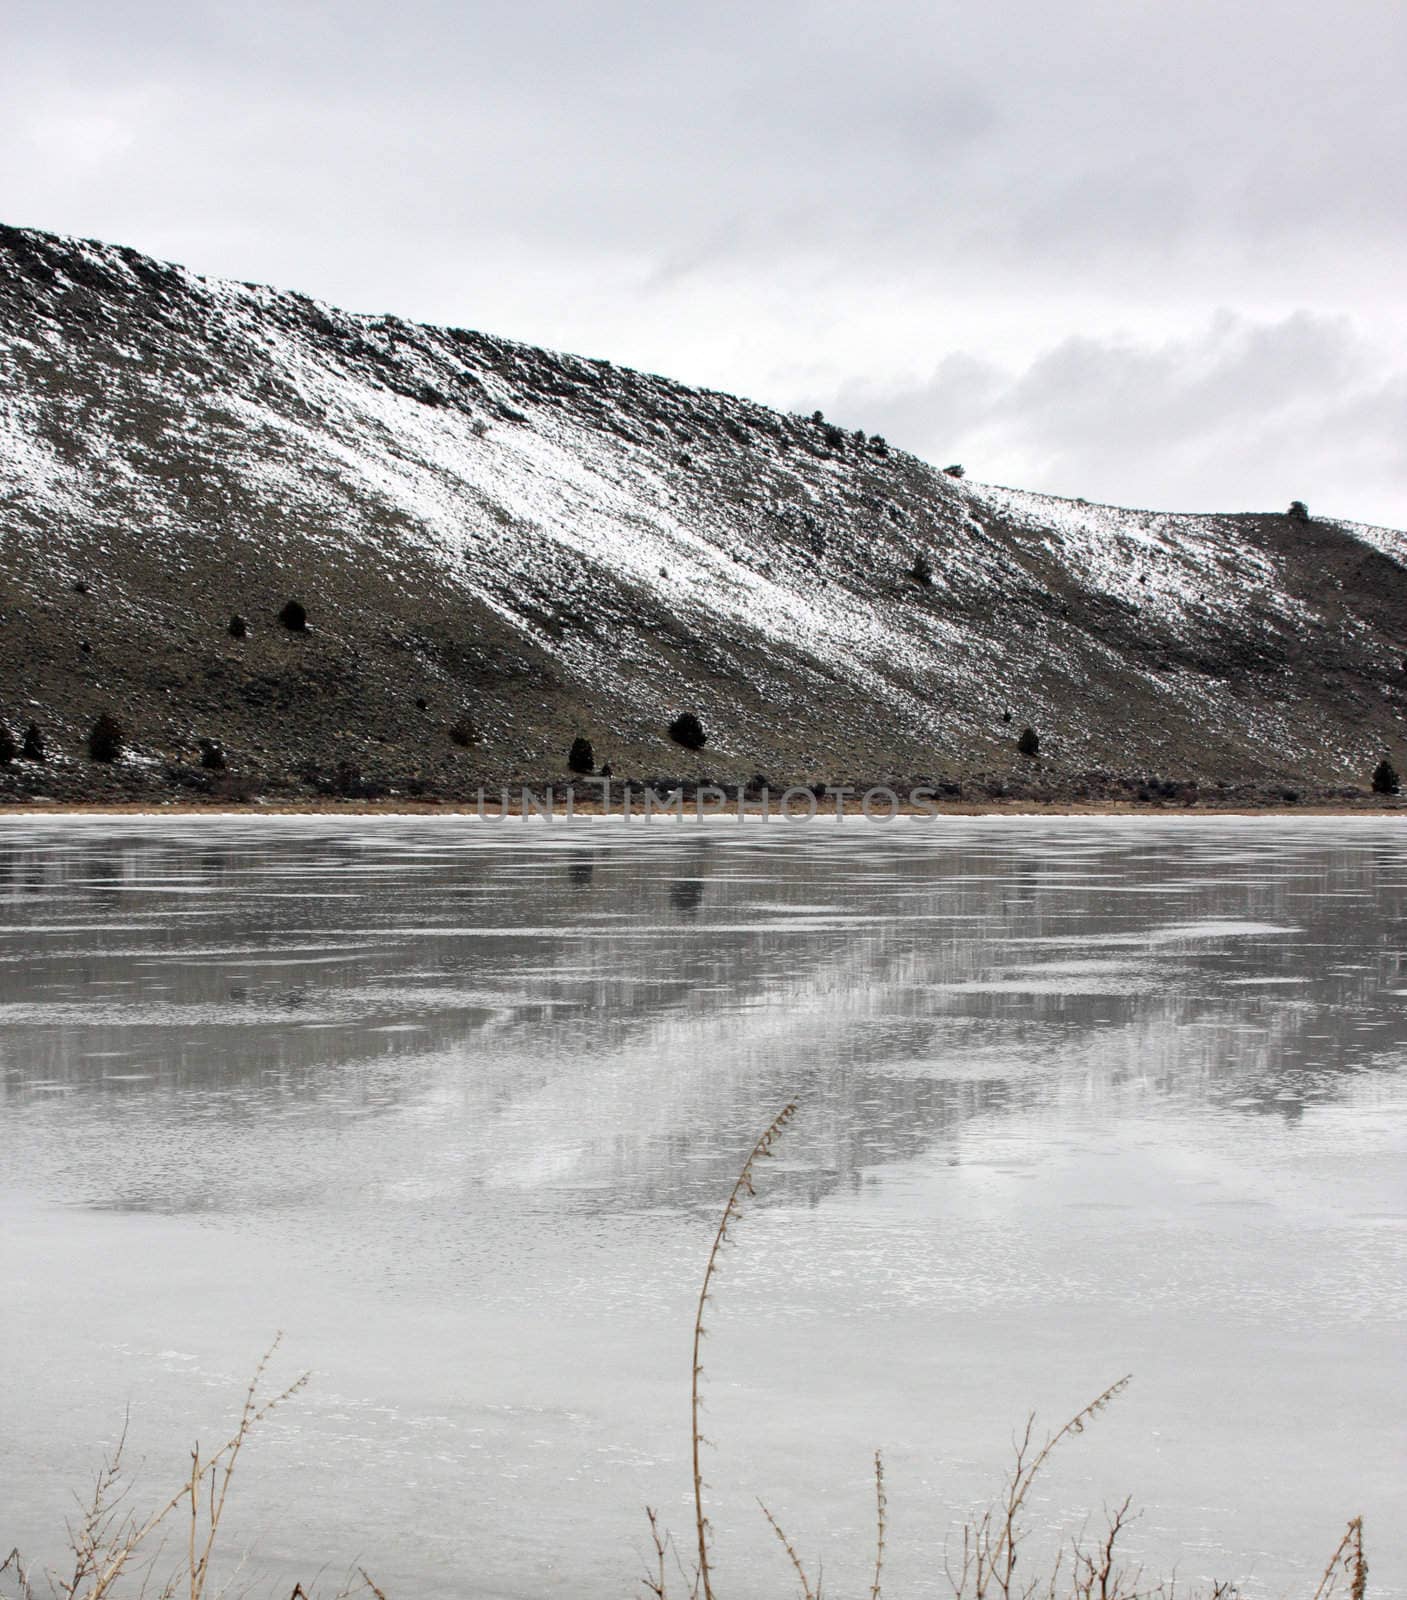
(2, 223), (1405, 805)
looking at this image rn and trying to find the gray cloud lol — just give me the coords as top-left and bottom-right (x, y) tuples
(826, 311), (1407, 523)
(2, 0), (1404, 524)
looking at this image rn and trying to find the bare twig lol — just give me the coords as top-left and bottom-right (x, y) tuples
(1311, 1518), (1367, 1600)
(356, 1567), (389, 1600)
(1071, 1498), (1141, 1600)
(1, 1548), (37, 1600)
(870, 1451), (887, 1600)
(35, 1339), (310, 1600)
(691, 1101), (798, 1600)
(642, 1507), (669, 1600)
(757, 1501), (815, 1600)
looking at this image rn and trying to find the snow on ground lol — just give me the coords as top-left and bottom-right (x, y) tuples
(969, 482), (1294, 624)
(3, 224), (1405, 776)
(170, 272), (991, 724)
(1330, 516), (1407, 569)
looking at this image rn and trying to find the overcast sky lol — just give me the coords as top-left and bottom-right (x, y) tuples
(5, 0), (1405, 526)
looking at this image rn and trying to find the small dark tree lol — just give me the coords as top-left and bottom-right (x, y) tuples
(1288, 500), (1310, 522)
(0, 724), (15, 764)
(278, 599), (308, 632)
(198, 738), (226, 771)
(1371, 757), (1400, 795)
(229, 614), (248, 639)
(567, 736), (595, 775)
(944, 463), (966, 478)
(1017, 726), (1040, 758)
(449, 716), (478, 748)
(669, 712), (707, 751)
(823, 424), (847, 450)
(908, 552), (934, 587)
(89, 713), (124, 763)
(21, 723), (45, 762)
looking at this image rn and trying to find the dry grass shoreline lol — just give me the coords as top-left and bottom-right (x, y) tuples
(2, 1108), (1373, 1600)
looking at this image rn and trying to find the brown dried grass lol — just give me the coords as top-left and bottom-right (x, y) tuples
(0, 1338), (377, 1600)
(1, 1111), (1373, 1600)
(642, 1104), (1371, 1600)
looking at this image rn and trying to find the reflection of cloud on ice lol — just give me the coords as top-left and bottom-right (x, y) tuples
(466, 926), (1313, 1198)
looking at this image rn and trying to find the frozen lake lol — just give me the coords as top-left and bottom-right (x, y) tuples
(1, 816), (1403, 1599)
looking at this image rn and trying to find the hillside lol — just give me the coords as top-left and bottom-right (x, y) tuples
(2, 222), (1406, 806)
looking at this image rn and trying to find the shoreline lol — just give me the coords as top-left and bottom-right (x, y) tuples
(1, 799), (1403, 819)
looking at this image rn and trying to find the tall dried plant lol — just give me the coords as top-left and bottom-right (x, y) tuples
(0, 1115), (1375, 1600)
(0, 1337), (382, 1600)
(639, 1109), (1369, 1600)
(691, 1101), (798, 1600)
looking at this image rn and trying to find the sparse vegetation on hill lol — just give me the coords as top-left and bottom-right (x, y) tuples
(1, 222), (1406, 805)
(669, 712), (707, 752)
(1371, 757), (1399, 795)
(87, 713), (124, 763)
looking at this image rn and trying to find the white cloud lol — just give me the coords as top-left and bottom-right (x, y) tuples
(2, 0), (1404, 525)
(823, 311), (1407, 523)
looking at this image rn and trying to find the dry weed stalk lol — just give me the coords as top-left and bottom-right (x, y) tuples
(690, 1101), (798, 1600)
(1069, 1495), (1142, 1600)
(641, 1509), (669, 1600)
(0, 1551), (35, 1600)
(0, 1336), (376, 1600)
(870, 1450), (887, 1600)
(640, 1507), (698, 1600)
(641, 1109), (1370, 1600)
(756, 1500), (816, 1600)
(0, 1120), (1375, 1600)
(1311, 1518), (1367, 1600)
(945, 1376), (1132, 1600)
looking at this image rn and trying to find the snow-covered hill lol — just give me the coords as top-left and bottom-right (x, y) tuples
(2, 222), (1405, 802)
